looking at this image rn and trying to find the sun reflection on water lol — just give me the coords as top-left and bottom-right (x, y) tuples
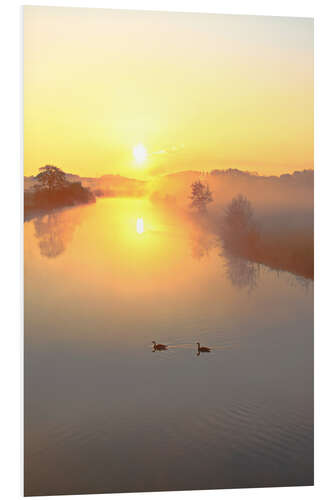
(136, 217), (144, 234)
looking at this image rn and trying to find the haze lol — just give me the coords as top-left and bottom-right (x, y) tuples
(24, 7), (313, 179)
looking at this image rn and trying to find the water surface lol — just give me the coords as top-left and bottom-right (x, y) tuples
(24, 198), (313, 496)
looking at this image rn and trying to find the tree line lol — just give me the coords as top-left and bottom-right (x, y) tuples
(189, 179), (313, 280)
(25, 165), (95, 217)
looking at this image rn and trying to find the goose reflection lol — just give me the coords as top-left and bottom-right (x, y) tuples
(152, 341), (168, 351)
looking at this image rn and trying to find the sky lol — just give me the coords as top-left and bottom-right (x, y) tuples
(24, 6), (313, 179)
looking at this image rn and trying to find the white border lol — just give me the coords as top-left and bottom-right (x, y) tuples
(1, 1), (333, 499)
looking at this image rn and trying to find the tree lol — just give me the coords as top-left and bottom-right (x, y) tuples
(35, 165), (68, 192)
(189, 180), (213, 213)
(222, 194), (259, 254)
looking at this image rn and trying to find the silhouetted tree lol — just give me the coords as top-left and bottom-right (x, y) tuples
(35, 165), (68, 192)
(27, 165), (95, 214)
(189, 180), (213, 213)
(222, 194), (259, 255)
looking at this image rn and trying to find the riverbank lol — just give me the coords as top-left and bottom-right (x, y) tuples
(24, 182), (95, 221)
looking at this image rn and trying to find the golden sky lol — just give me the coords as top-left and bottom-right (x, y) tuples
(24, 7), (313, 179)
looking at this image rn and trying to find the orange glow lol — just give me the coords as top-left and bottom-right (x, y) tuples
(23, 7), (313, 179)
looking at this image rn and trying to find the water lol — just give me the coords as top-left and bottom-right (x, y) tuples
(24, 198), (313, 496)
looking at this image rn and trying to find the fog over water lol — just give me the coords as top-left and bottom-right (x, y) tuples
(24, 198), (313, 496)
(24, 7), (313, 495)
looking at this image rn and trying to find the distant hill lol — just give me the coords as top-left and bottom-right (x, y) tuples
(25, 172), (147, 199)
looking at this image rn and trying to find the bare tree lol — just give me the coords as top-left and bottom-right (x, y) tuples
(189, 180), (213, 213)
(222, 194), (259, 254)
(35, 165), (68, 192)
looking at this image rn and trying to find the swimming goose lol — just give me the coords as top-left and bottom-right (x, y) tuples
(152, 341), (168, 350)
(196, 342), (211, 353)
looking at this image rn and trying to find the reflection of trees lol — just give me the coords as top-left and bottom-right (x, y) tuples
(190, 231), (216, 260)
(282, 270), (313, 292)
(33, 210), (81, 258)
(223, 252), (259, 292)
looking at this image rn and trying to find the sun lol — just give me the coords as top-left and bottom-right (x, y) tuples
(133, 144), (147, 164)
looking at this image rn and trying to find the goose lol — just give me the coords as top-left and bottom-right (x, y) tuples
(152, 341), (168, 350)
(196, 342), (211, 353)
